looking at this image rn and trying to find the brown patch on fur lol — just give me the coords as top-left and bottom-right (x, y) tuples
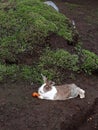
(54, 85), (72, 100)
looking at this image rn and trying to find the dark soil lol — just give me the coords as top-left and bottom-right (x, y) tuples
(0, 0), (98, 130)
(52, 0), (98, 55)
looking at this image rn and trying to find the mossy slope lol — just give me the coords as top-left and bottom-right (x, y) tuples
(0, 0), (98, 83)
(0, 0), (73, 62)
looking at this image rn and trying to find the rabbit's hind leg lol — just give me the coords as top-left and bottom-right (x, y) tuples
(78, 88), (85, 99)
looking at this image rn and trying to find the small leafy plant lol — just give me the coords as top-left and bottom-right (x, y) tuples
(39, 48), (79, 71)
(81, 49), (98, 74)
(0, 48), (98, 83)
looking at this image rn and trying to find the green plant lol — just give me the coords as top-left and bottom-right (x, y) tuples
(19, 65), (33, 81)
(81, 49), (98, 74)
(0, 0), (73, 63)
(0, 48), (98, 83)
(38, 48), (79, 82)
(0, 63), (19, 81)
(0, 63), (40, 83)
(0, 0), (98, 83)
(39, 48), (79, 71)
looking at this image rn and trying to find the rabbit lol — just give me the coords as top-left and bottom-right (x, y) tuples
(44, 1), (59, 12)
(38, 74), (85, 100)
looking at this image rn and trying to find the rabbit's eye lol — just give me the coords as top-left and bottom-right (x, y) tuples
(44, 85), (51, 91)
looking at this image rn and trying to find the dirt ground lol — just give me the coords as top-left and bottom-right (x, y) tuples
(0, 0), (98, 130)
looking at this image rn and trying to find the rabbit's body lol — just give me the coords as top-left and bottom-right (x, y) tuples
(38, 75), (85, 100)
(54, 84), (85, 100)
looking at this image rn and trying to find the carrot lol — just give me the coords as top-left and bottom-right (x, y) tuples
(32, 92), (40, 97)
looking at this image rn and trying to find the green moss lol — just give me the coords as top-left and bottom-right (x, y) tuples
(0, 48), (98, 83)
(0, 63), (19, 81)
(0, 0), (73, 62)
(39, 48), (79, 71)
(39, 48), (98, 80)
(81, 49), (98, 74)
(0, 0), (98, 83)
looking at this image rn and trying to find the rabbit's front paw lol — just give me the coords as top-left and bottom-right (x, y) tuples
(38, 95), (44, 99)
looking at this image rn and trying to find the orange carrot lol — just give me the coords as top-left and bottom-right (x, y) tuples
(32, 92), (40, 97)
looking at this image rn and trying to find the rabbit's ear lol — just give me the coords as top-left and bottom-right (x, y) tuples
(48, 80), (55, 86)
(41, 74), (47, 83)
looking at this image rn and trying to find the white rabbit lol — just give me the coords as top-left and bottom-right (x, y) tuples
(38, 74), (85, 100)
(44, 1), (59, 12)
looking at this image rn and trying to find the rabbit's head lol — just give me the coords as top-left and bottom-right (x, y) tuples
(38, 74), (55, 94)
